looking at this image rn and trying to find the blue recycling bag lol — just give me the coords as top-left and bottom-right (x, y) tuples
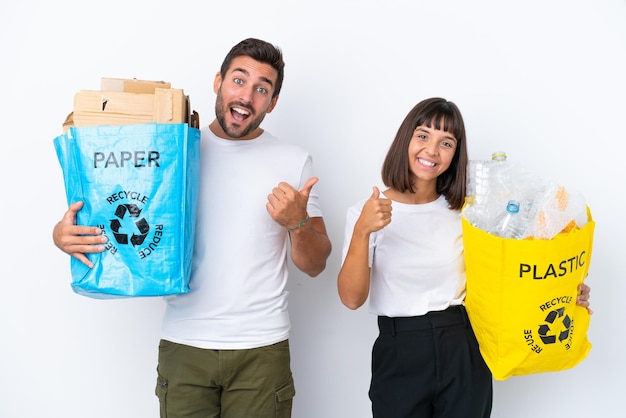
(53, 123), (201, 298)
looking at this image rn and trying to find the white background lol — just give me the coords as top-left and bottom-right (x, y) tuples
(1, 1), (625, 417)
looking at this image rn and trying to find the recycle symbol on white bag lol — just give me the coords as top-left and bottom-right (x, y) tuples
(537, 307), (571, 345)
(110, 203), (150, 246)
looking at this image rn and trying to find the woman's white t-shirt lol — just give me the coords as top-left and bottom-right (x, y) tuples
(342, 193), (466, 317)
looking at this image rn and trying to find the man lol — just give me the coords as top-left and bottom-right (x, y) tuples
(53, 38), (332, 417)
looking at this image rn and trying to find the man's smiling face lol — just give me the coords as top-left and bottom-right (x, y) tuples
(213, 55), (279, 140)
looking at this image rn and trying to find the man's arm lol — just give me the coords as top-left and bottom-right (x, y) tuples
(266, 177), (332, 277)
(288, 216), (331, 277)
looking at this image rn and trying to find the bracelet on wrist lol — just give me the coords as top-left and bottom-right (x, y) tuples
(288, 214), (309, 232)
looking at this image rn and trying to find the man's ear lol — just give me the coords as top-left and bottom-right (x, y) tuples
(213, 72), (222, 94)
(266, 95), (279, 114)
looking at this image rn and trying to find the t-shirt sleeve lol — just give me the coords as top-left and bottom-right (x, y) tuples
(301, 155), (324, 218)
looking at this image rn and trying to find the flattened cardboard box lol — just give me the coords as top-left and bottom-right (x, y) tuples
(100, 77), (171, 94)
(63, 77), (198, 132)
(64, 88), (187, 131)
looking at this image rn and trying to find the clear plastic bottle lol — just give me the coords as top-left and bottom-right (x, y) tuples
(488, 151), (514, 203)
(466, 151), (514, 230)
(488, 200), (527, 239)
(467, 152), (508, 201)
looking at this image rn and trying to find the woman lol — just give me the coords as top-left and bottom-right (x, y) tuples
(337, 97), (591, 418)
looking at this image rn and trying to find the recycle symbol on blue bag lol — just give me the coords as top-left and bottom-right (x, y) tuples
(110, 204), (150, 246)
(537, 307), (571, 345)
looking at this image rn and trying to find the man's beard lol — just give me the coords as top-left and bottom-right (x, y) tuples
(215, 89), (266, 139)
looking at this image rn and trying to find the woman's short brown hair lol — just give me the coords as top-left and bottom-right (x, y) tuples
(381, 98), (468, 210)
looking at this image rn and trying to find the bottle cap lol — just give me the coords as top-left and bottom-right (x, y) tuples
(492, 152), (507, 161)
(506, 200), (520, 213)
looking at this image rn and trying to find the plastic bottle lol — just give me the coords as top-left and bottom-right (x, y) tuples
(466, 152), (514, 230)
(488, 151), (514, 202)
(488, 200), (528, 239)
(467, 152), (507, 201)
(525, 183), (588, 239)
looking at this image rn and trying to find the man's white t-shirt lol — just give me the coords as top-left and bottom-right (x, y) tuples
(161, 127), (323, 349)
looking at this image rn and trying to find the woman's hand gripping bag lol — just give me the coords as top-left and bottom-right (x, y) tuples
(53, 123), (201, 298)
(461, 208), (595, 380)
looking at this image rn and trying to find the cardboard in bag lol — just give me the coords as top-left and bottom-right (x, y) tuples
(67, 88), (186, 127)
(54, 78), (202, 298)
(62, 77), (197, 133)
(100, 77), (171, 93)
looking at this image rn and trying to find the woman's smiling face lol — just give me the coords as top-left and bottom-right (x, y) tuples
(407, 122), (458, 186)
